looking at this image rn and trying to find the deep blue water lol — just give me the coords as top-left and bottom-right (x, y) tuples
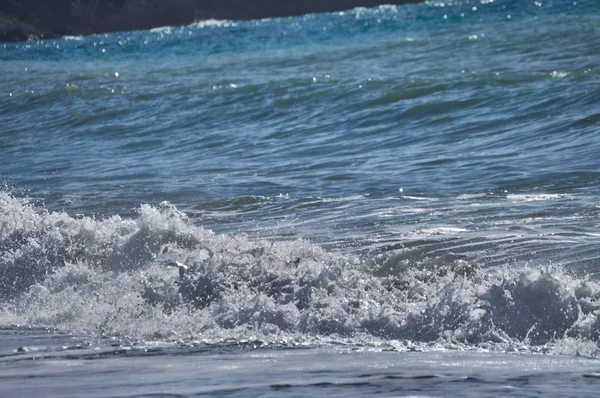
(2, 1), (600, 396)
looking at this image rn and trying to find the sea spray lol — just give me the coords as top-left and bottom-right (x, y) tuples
(2, 192), (599, 356)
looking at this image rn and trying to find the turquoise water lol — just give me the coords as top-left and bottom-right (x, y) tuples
(2, 1), (600, 396)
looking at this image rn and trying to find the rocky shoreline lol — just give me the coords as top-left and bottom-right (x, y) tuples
(1, 0), (423, 43)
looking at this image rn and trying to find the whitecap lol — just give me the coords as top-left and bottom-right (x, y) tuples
(189, 19), (237, 29)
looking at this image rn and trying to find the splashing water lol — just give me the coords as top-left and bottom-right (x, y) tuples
(1, 193), (599, 357)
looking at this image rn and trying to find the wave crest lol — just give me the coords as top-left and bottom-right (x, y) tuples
(2, 193), (600, 356)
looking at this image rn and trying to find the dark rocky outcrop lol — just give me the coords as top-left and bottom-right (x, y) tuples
(0, 0), (423, 43)
(0, 14), (46, 42)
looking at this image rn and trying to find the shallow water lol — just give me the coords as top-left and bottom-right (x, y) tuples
(2, 0), (600, 395)
(2, 329), (600, 398)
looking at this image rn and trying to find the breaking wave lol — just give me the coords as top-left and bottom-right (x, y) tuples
(1, 192), (599, 356)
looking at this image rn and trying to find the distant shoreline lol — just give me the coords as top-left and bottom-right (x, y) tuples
(0, 0), (424, 43)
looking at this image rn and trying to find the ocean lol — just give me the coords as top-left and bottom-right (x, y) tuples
(2, 0), (600, 396)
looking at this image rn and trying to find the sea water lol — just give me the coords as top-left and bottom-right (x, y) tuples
(2, 0), (600, 396)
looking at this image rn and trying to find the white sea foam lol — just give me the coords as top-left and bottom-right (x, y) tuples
(62, 35), (84, 41)
(1, 193), (599, 356)
(507, 193), (571, 202)
(189, 19), (237, 29)
(401, 195), (440, 201)
(412, 227), (468, 235)
(150, 26), (175, 34)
